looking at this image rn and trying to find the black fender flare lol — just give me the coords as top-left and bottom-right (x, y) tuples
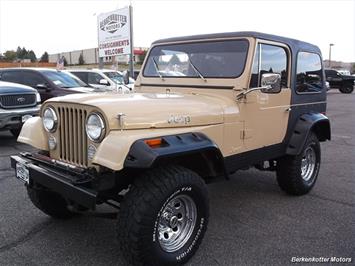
(286, 113), (331, 155)
(124, 132), (227, 178)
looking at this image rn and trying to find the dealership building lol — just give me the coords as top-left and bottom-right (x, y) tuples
(48, 47), (148, 65)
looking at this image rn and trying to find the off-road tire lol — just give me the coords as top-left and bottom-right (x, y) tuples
(10, 128), (21, 138)
(276, 132), (320, 195)
(117, 166), (209, 266)
(27, 187), (76, 219)
(339, 85), (354, 94)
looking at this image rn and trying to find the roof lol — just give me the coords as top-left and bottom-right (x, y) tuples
(153, 31), (320, 53)
(0, 67), (59, 72)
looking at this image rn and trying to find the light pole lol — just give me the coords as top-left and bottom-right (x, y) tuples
(329, 43), (334, 68)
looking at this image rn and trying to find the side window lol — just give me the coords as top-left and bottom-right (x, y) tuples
(249, 43), (288, 88)
(88, 73), (105, 85)
(72, 72), (88, 83)
(22, 71), (45, 88)
(0, 71), (23, 84)
(296, 52), (323, 93)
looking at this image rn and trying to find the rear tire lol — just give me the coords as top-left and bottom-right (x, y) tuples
(117, 166), (209, 266)
(27, 187), (76, 219)
(276, 132), (321, 195)
(339, 85), (354, 94)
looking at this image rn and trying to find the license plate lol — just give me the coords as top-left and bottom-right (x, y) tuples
(22, 115), (32, 123)
(16, 163), (29, 184)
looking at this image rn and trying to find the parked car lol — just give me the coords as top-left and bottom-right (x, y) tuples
(0, 81), (41, 137)
(325, 69), (355, 93)
(68, 69), (135, 92)
(0, 68), (97, 102)
(128, 69), (140, 80)
(11, 32), (330, 266)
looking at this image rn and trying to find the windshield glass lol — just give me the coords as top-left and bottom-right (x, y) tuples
(105, 71), (134, 84)
(143, 39), (249, 78)
(40, 70), (87, 88)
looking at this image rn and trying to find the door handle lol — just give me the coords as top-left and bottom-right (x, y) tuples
(285, 107), (292, 112)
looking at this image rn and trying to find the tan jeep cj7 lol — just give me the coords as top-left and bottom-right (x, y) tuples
(11, 32), (330, 265)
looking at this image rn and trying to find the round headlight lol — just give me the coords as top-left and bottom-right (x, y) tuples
(43, 107), (57, 132)
(86, 113), (105, 141)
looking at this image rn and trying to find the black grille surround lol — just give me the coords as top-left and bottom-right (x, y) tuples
(0, 93), (37, 109)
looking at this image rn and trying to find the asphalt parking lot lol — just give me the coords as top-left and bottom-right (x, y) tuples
(0, 90), (354, 266)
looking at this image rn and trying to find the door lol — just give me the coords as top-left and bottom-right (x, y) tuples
(240, 41), (291, 151)
(21, 71), (51, 102)
(88, 72), (110, 89)
(325, 70), (342, 88)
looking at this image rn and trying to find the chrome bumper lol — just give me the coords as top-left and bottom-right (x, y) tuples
(0, 105), (40, 129)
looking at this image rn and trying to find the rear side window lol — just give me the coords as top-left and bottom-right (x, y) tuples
(296, 52), (323, 93)
(249, 43), (288, 88)
(88, 73), (104, 85)
(0, 71), (22, 84)
(22, 71), (45, 88)
(72, 72), (88, 83)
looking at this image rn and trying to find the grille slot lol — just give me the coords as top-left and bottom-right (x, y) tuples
(57, 107), (88, 167)
(0, 94), (36, 109)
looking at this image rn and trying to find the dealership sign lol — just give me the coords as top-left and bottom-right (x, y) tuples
(97, 7), (131, 57)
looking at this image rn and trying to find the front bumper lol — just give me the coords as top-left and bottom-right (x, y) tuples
(11, 153), (98, 209)
(0, 105), (40, 129)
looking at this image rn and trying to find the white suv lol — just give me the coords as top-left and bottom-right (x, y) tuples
(68, 69), (135, 93)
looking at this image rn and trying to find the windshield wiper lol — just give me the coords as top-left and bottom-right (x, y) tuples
(152, 57), (164, 80)
(187, 58), (206, 82)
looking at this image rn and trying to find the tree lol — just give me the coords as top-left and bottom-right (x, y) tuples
(28, 50), (37, 62)
(3, 50), (17, 61)
(16, 46), (22, 59)
(20, 47), (28, 59)
(40, 52), (49, 62)
(78, 53), (85, 65)
(63, 57), (68, 66)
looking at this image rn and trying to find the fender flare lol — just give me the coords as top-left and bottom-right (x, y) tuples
(124, 132), (227, 178)
(286, 113), (331, 155)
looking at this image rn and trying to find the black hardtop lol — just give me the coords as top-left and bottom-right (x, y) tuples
(153, 31), (321, 54)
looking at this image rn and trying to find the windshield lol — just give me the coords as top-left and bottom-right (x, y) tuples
(143, 39), (249, 78)
(105, 71), (134, 84)
(40, 70), (87, 88)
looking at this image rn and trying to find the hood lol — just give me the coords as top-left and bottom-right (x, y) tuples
(47, 92), (224, 130)
(68, 86), (98, 93)
(0, 81), (36, 94)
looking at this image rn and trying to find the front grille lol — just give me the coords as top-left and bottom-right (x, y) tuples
(0, 94), (36, 109)
(57, 106), (88, 167)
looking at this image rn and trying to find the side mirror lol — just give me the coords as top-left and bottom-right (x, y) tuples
(99, 79), (109, 86)
(260, 73), (282, 93)
(36, 83), (50, 91)
(122, 70), (130, 85)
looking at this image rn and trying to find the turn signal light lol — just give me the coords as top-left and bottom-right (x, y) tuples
(144, 138), (163, 147)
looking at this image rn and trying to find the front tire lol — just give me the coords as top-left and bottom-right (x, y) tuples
(339, 85), (354, 94)
(27, 187), (76, 219)
(117, 166), (209, 266)
(276, 132), (321, 195)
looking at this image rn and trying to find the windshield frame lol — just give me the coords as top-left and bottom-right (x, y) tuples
(142, 38), (249, 79)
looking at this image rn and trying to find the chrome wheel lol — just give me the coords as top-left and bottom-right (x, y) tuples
(301, 146), (316, 182)
(158, 194), (197, 253)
